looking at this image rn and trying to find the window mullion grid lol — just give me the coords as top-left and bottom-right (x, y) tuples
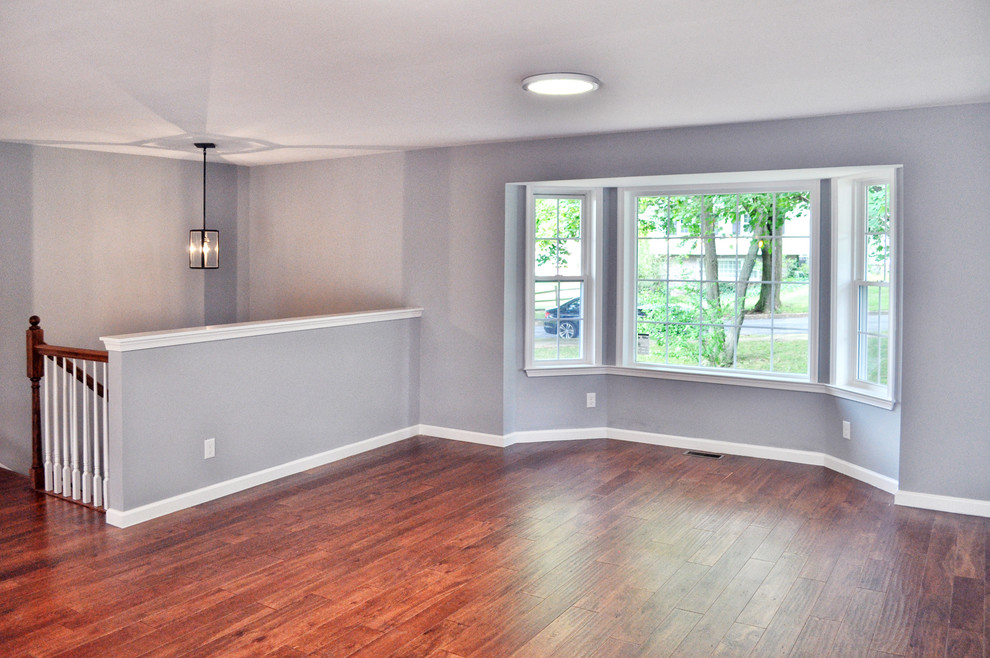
(664, 200), (672, 363)
(625, 181), (815, 381)
(553, 278), (561, 360)
(768, 193), (778, 371)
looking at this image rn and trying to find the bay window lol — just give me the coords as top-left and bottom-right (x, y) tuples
(521, 166), (898, 407)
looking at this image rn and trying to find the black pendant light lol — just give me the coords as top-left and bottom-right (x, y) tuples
(188, 142), (219, 269)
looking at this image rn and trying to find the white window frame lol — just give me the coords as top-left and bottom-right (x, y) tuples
(617, 180), (820, 385)
(524, 187), (602, 369)
(516, 166), (900, 409)
(830, 167), (900, 404)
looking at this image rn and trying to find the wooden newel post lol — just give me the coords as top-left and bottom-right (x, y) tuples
(27, 316), (45, 489)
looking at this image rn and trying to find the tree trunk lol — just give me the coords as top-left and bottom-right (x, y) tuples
(753, 218), (783, 313)
(721, 237), (761, 365)
(701, 211), (723, 366)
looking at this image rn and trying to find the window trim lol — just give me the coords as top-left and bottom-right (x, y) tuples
(830, 168), (900, 403)
(617, 179), (820, 383)
(516, 165), (900, 410)
(524, 187), (602, 369)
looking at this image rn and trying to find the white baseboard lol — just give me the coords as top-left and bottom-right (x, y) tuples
(607, 428), (826, 466)
(824, 455), (899, 494)
(106, 426), (418, 528)
(606, 428), (899, 495)
(106, 423), (985, 528)
(506, 427), (610, 446)
(416, 424), (506, 447)
(431, 424), (901, 497)
(421, 425), (903, 499)
(895, 490), (990, 518)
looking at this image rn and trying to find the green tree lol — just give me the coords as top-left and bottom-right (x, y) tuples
(637, 191), (809, 368)
(534, 197), (581, 271)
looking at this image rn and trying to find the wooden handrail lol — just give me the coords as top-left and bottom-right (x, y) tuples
(36, 345), (109, 363)
(26, 316), (110, 491)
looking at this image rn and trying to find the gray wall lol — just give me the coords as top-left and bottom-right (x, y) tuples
(110, 318), (419, 510)
(245, 154), (407, 321)
(3, 102), (988, 505)
(0, 144), (239, 473)
(244, 104), (988, 498)
(0, 143), (34, 470)
(895, 107), (990, 500)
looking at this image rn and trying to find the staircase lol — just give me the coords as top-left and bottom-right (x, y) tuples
(26, 316), (109, 511)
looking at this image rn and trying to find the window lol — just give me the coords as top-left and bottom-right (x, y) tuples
(858, 184), (891, 385)
(526, 190), (600, 367)
(518, 166), (898, 406)
(833, 169), (898, 402)
(620, 184), (816, 381)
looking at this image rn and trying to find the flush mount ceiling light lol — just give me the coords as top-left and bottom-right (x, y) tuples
(189, 142), (219, 269)
(522, 72), (601, 96)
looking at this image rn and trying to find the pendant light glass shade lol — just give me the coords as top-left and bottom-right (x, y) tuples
(189, 142), (219, 269)
(189, 229), (219, 268)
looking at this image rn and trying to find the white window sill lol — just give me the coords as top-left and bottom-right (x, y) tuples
(524, 364), (896, 410)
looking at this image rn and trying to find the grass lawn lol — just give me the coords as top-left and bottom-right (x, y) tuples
(635, 333), (809, 374)
(735, 335), (808, 374)
(744, 285), (809, 315)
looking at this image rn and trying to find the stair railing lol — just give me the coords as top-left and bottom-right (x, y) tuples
(27, 316), (110, 510)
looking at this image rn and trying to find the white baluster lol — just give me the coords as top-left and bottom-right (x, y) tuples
(42, 357), (53, 491)
(92, 361), (103, 508)
(101, 361), (109, 508)
(81, 360), (92, 504)
(58, 359), (68, 495)
(70, 359), (80, 500)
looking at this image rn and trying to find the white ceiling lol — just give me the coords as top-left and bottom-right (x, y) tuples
(2, 0), (988, 166)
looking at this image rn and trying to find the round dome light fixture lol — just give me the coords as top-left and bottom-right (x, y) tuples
(522, 72), (601, 96)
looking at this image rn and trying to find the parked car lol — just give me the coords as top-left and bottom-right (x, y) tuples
(544, 297), (581, 338)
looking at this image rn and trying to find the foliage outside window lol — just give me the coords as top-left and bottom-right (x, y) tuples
(520, 166), (897, 407)
(829, 169), (897, 404)
(857, 184), (891, 385)
(530, 194), (592, 364)
(632, 189), (813, 378)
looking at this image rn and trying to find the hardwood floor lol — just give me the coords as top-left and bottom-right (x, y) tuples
(1, 436), (986, 657)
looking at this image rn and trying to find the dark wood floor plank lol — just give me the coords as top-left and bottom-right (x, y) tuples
(710, 621), (763, 657)
(607, 561), (709, 645)
(509, 605), (596, 657)
(678, 524), (771, 613)
(387, 619), (470, 658)
(751, 513), (805, 563)
(546, 583), (654, 656)
(945, 628), (985, 658)
(870, 551), (927, 655)
(0, 438), (986, 657)
(637, 608), (703, 657)
(951, 517), (985, 579)
(828, 587), (884, 656)
(788, 616), (840, 657)
(589, 637), (640, 657)
(950, 575), (984, 633)
(736, 551), (806, 628)
(859, 556), (893, 593)
(668, 557), (774, 656)
(811, 530), (875, 621)
(749, 577), (824, 656)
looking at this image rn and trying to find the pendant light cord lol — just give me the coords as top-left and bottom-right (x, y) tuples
(194, 142), (215, 231)
(201, 145), (207, 232)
